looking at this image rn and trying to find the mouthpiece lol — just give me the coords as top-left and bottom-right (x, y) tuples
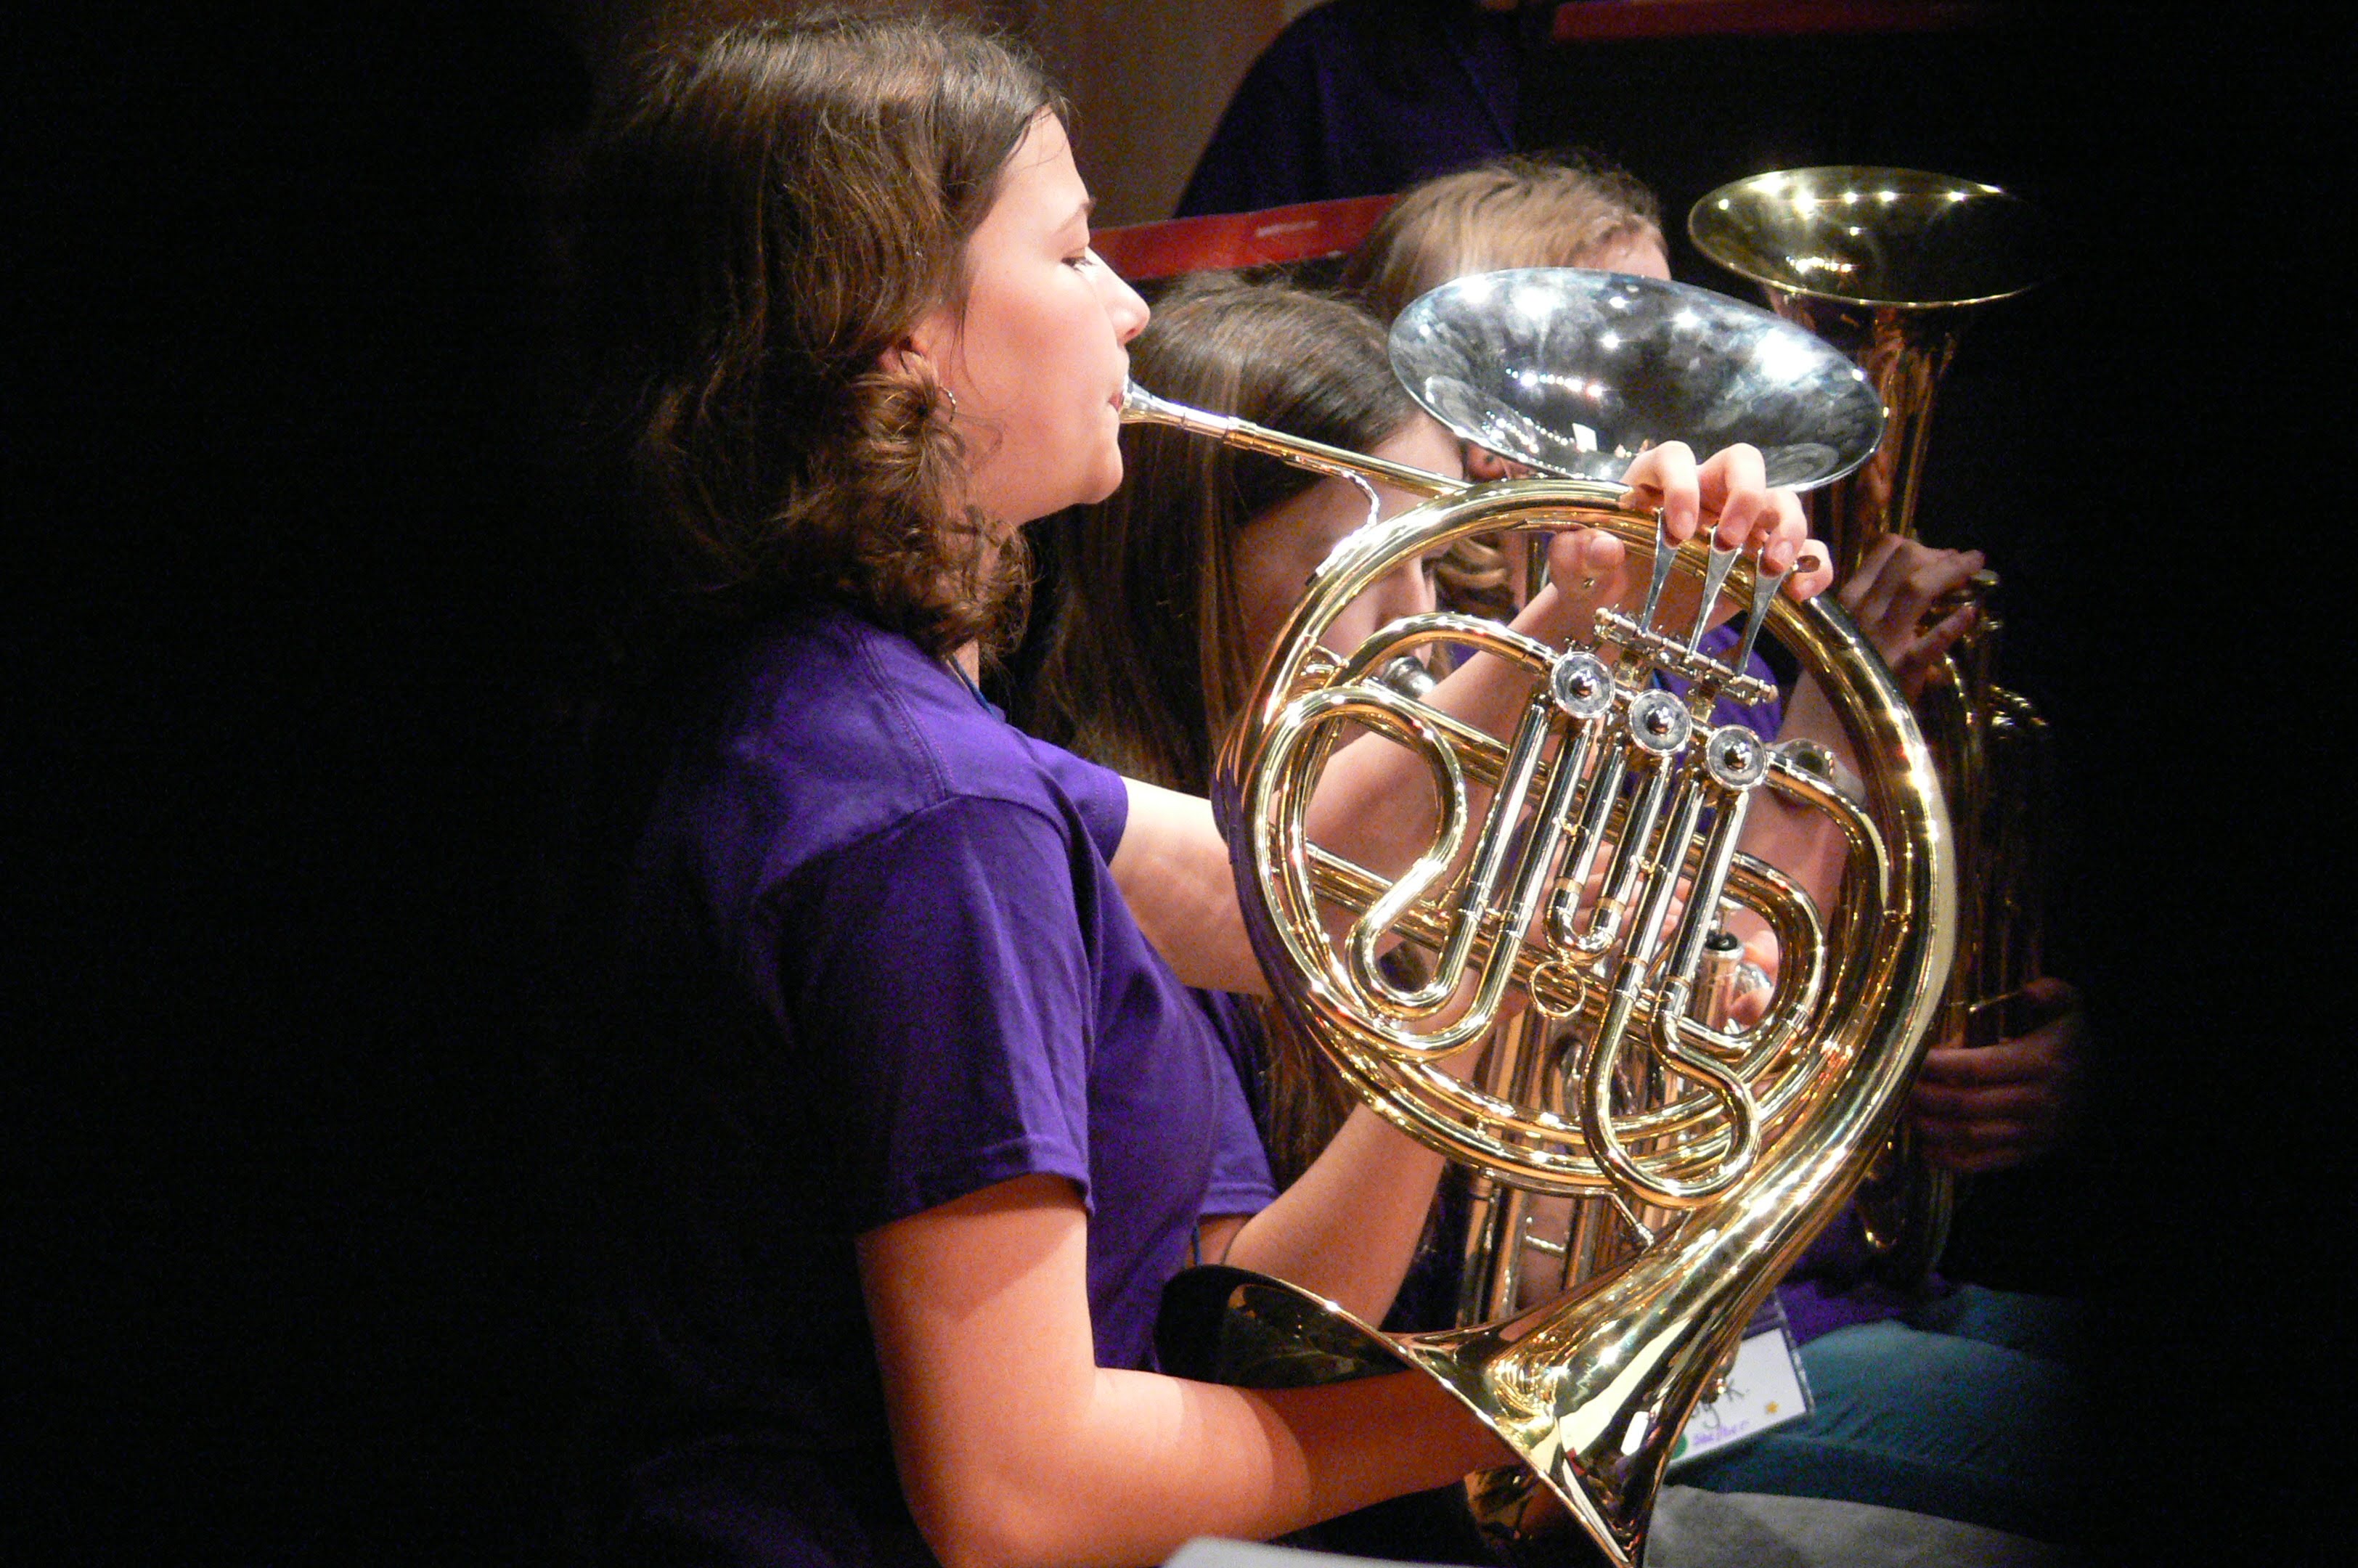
(1118, 380), (1460, 499)
(1120, 379), (1243, 438)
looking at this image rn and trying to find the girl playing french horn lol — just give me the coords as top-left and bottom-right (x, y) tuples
(564, 10), (1829, 1567)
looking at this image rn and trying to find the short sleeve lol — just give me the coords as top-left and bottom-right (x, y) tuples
(784, 794), (1099, 1231)
(1019, 734), (1131, 864)
(1194, 992), (1277, 1221)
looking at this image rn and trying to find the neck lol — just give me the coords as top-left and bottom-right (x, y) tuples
(947, 642), (981, 681)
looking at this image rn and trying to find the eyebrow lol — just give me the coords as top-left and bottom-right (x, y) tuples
(1061, 197), (1095, 233)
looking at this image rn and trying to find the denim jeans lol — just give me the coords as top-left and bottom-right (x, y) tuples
(1671, 1286), (2078, 1542)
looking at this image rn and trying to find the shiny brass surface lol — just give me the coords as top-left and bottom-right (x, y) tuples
(1692, 167), (2057, 1283)
(1130, 383), (1955, 1567)
(1688, 167), (2057, 581)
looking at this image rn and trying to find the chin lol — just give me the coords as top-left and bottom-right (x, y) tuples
(1077, 451), (1125, 505)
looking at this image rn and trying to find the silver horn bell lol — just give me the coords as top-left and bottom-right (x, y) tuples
(1390, 269), (1885, 490)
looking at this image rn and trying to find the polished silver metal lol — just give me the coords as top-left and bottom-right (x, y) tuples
(1389, 269), (1885, 489)
(1376, 653), (1440, 700)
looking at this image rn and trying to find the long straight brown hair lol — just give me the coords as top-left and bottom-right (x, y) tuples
(1027, 279), (1416, 793)
(1025, 279), (1420, 1184)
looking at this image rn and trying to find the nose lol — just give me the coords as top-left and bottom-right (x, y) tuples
(1100, 262), (1149, 345)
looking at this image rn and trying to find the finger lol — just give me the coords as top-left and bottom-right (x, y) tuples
(1850, 537), (1943, 633)
(1543, 528), (1631, 625)
(1914, 1037), (2067, 1087)
(1888, 548), (1983, 636)
(1623, 441), (1700, 544)
(1835, 533), (1906, 615)
(1695, 444), (1768, 549)
(1716, 483), (1775, 556)
(1752, 490), (1808, 574)
(1909, 1079), (2061, 1122)
(1519, 528), (1633, 648)
(1910, 602), (1979, 666)
(1726, 980), (1770, 1029)
(1920, 1139), (2043, 1176)
(2018, 974), (2082, 1024)
(1885, 605), (1976, 701)
(1784, 538), (1835, 601)
(1848, 549), (1908, 633)
(1911, 1111), (2054, 1156)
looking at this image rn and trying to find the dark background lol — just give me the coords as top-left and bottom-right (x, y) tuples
(12, 5), (2342, 1564)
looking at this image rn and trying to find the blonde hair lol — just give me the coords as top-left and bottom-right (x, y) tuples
(1342, 152), (1662, 621)
(1342, 152), (1663, 325)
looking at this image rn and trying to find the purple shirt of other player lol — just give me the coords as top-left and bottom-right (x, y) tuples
(1176, 0), (1525, 219)
(1665, 620), (1783, 740)
(592, 608), (1274, 1564)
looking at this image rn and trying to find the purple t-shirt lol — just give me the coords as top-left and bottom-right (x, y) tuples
(595, 609), (1273, 1564)
(1175, 0), (1523, 218)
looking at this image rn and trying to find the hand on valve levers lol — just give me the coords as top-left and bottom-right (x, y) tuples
(1507, 440), (1837, 648)
(1366, 437), (2081, 1177)
(1667, 520), (2084, 1178)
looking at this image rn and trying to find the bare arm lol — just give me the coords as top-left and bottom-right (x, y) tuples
(1214, 1102), (1451, 1320)
(861, 1175), (1514, 1568)
(1106, 780), (1456, 1317)
(1109, 780), (1262, 995)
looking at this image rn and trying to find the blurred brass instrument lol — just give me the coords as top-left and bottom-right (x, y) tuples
(1127, 269), (1954, 1568)
(1693, 167), (2058, 1283)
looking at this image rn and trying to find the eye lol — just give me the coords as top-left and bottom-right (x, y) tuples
(1065, 245), (1099, 271)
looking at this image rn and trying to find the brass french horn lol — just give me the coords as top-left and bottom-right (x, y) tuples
(1692, 167), (2058, 1283)
(1132, 271), (1956, 1568)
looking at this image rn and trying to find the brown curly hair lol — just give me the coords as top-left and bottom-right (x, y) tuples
(574, 6), (1064, 662)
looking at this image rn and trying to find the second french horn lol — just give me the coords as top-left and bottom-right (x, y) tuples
(1129, 271), (1956, 1568)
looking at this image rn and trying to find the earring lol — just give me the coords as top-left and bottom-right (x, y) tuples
(938, 386), (958, 422)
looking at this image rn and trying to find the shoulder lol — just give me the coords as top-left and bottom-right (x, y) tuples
(668, 611), (1128, 883)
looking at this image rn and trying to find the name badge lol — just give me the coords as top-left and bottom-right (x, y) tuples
(1667, 1296), (1813, 1468)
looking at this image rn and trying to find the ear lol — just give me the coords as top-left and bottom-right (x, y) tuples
(885, 302), (958, 382)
